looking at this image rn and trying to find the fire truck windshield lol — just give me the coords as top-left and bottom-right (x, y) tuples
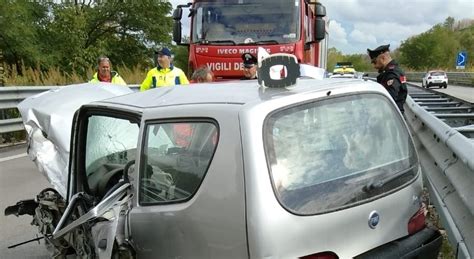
(191, 0), (300, 45)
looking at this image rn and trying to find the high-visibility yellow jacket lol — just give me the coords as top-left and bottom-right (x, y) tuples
(140, 65), (189, 91)
(89, 71), (127, 86)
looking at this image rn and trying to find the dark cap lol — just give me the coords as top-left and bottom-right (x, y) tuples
(242, 53), (257, 68)
(155, 47), (172, 57)
(367, 44), (390, 59)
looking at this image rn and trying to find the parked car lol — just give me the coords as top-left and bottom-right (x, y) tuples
(7, 58), (442, 259)
(422, 70), (448, 88)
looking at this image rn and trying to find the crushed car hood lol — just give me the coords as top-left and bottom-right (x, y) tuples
(17, 83), (133, 196)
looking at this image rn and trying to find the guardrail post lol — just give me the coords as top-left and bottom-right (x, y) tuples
(0, 50), (4, 87)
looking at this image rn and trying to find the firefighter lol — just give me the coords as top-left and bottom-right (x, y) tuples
(367, 44), (408, 113)
(89, 56), (127, 85)
(241, 53), (258, 80)
(140, 47), (189, 91)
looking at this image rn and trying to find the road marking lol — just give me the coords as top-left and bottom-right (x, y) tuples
(0, 153), (28, 163)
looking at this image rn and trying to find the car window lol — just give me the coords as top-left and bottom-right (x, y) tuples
(85, 115), (139, 196)
(264, 93), (418, 215)
(140, 121), (218, 205)
(430, 72), (445, 76)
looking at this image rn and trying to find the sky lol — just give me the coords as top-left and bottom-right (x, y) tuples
(169, 0), (474, 54)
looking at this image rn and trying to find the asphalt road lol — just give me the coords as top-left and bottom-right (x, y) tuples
(0, 144), (50, 259)
(410, 82), (474, 103)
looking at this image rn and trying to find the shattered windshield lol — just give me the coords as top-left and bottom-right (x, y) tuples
(85, 115), (139, 195)
(192, 0), (300, 44)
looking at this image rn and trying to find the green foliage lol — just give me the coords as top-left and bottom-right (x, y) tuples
(327, 47), (372, 72)
(171, 36), (190, 76)
(399, 17), (473, 71)
(0, 1), (48, 71)
(0, 0), (173, 80)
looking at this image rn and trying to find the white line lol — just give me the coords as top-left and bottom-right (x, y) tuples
(0, 153), (28, 163)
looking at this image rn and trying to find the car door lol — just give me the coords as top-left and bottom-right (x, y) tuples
(128, 105), (248, 259)
(50, 106), (142, 258)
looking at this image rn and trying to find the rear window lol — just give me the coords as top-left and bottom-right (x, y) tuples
(264, 93), (418, 215)
(430, 72), (445, 76)
(140, 120), (218, 205)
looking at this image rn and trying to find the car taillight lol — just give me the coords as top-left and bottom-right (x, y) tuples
(300, 252), (339, 259)
(428, 76), (432, 79)
(408, 206), (426, 235)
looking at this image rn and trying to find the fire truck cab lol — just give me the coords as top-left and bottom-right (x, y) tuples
(173, 0), (328, 79)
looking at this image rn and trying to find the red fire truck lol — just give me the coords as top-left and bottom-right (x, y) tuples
(173, 0), (328, 79)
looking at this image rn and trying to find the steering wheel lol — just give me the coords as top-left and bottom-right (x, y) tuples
(101, 160), (135, 201)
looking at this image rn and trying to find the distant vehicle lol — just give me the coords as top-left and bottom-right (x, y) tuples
(8, 58), (442, 258)
(329, 72), (357, 79)
(422, 70), (448, 88)
(333, 61), (356, 75)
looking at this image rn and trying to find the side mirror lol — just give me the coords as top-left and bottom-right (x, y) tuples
(173, 8), (183, 20)
(314, 2), (326, 17)
(173, 21), (182, 44)
(314, 17), (325, 42)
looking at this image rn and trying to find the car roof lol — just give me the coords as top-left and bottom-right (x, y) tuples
(428, 70), (446, 73)
(97, 78), (384, 110)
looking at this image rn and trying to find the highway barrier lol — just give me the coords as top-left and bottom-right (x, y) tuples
(404, 85), (473, 259)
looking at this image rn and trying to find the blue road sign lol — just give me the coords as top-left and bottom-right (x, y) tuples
(456, 51), (467, 69)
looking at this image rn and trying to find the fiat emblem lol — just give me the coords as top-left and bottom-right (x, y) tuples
(368, 211), (380, 229)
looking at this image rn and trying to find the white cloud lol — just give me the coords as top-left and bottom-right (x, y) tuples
(328, 20), (348, 45)
(324, 0), (474, 53)
(349, 29), (376, 44)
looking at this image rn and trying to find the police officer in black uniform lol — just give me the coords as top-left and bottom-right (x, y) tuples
(367, 44), (408, 113)
(241, 53), (258, 80)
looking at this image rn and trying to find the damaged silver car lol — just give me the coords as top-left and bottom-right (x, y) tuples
(6, 57), (442, 258)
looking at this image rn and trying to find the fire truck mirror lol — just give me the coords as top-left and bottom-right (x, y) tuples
(315, 2), (327, 17)
(173, 8), (183, 20)
(173, 21), (182, 44)
(314, 18), (326, 42)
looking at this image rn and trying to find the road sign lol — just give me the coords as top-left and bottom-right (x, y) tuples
(456, 51), (467, 69)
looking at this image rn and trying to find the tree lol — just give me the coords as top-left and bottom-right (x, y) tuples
(444, 17), (455, 31)
(399, 18), (473, 71)
(1, 1), (174, 78)
(39, 1), (173, 75)
(0, 1), (48, 74)
(171, 36), (190, 76)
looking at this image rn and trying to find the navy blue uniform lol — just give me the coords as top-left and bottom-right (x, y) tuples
(377, 60), (408, 113)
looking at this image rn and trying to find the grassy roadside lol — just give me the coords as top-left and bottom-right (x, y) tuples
(3, 64), (149, 86)
(424, 188), (456, 259)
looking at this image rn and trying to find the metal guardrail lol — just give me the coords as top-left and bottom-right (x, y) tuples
(365, 72), (474, 87)
(404, 84), (474, 259)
